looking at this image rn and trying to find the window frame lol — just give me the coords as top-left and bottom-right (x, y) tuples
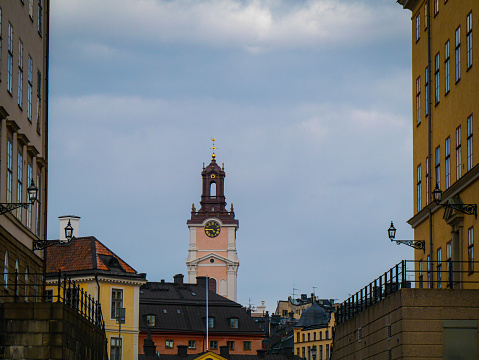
(466, 12), (472, 70)
(18, 38), (23, 108)
(416, 76), (421, 125)
(229, 317), (239, 329)
(435, 52), (440, 105)
(227, 341), (235, 351)
(425, 66), (429, 117)
(437, 247), (442, 288)
(111, 288), (124, 320)
(110, 337), (122, 360)
(165, 339), (174, 349)
(210, 340), (218, 350)
(456, 27), (461, 82)
(445, 137), (451, 188)
(416, 14), (420, 42)
(468, 227), (474, 274)
(417, 164), (422, 211)
(467, 115), (473, 171)
(188, 340), (196, 350)
(456, 126), (462, 180)
(435, 146), (441, 190)
(444, 40), (450, 94)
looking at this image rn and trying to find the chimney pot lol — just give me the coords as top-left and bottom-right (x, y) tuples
(257, 349), (267, 358)
(177, 345), (188, 357)
(220, 345), (230, 358)
(174, 274), (184, 285)
(196, 276), (207, 289)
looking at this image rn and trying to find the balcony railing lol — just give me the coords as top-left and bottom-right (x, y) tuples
(0, 270), (105, 330)
(336, 260), (479, 324)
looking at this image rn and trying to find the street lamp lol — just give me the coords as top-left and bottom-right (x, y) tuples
(32, 220), (75, 250)
(311, 346), (317, 360)
(0, 179), (38, 215)
(432, 183), (477, 218)
(388, 221), (425, 252)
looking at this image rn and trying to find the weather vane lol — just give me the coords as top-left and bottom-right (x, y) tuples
(210, 138), (218, 161)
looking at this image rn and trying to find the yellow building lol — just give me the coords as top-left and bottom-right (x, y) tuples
(45, 216), (147, 360)
(293, 303), (334, 360)
(275, 295), (315, 320)
(399, 0), (479, 288)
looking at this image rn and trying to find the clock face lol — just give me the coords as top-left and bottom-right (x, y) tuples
(204, 220), (221, 238)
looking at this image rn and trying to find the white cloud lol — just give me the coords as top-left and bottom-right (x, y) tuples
(53, 0), (407, 51)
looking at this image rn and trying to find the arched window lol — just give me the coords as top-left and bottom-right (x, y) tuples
(4, 251), (8, 289)
(15, 259), (19, 296)
(210, 182), (216, 199)
(208, 277), (217, 293)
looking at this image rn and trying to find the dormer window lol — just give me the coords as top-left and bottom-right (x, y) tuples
(208, 317), (215, 328)
(229, 318), (239, 329)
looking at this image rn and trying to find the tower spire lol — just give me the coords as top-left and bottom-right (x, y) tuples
(210, 138), (218, 162)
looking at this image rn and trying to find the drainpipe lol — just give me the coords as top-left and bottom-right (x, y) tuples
(95, 273), (101, 301)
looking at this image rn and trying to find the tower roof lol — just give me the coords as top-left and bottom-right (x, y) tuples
(295, 302), (329, 328)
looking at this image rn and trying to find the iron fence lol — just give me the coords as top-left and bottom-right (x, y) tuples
(336, 260), (479, 324)
(0, 270), (105, 330)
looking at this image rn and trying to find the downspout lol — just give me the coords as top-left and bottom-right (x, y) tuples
(426, 0), (434, 276)
(95, 273), (101, 301)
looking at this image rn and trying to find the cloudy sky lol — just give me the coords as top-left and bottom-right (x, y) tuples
(48, 0), (414, 312)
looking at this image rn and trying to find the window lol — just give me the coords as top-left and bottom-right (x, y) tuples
(446, 241), (452, 286)
(326, 330), (329, 339)
(35, 172), (41, 236)
(188, 340), (196, 349)
(146, 314), (155, 327)
(302, 347), (305, 359)
(7, 139), (13, 202)
(424, 2), (428, 30)
(26, 163), (32, 228)
(417, 164), (422, 211)
(468, 227), (474, 273)
(456, 126), (462, 180)
(435, 146), (441, 189)
(3, 251), (8, 289)
(416, 76), (421, 125)
(27, 56), (32, 121)
(427, 255), (433, 288)
(319, 346), (323, 360)
(326, 344), (330, 360)
(437, 248), (442, 288)
(14, 259), (19, 297)
(466, 12), (472, 69)
(435, 53), (440, 104)
(419, 260), (424, 288)
(445, 137), (450, 188)
(7, 22), (13, 94)
(297, 333), (300, 342)
(36, 70), (41, 134)
(444, 40), (450, 94)
(434, 0), (438, 15)
(456, 27), (461, 82)
(45, 289), (53, 302)
(18, 39), (23, 107)
(426, 157), (430, 204)
(208, 317), (214, 328)
(243, 341), (252, 350)
(111, 289), (123, 319)
(425, 66), (429, 116)
(37, 0), (42, 34)
(165, 340), (174, 349)
(302, 334), (305, 342)
(17, 151), (23, 220)
(29, 0), (33, 19)
(467, 115), (473, 170)
(24, 266), (28, 300)
(229, 318), (239, 329)
(110, 337), (122, 360)
(416, 14), (420, 41)
(210, 340), (218, 349)
(282, 310), (288, 317)
(227, 341), (235, 350)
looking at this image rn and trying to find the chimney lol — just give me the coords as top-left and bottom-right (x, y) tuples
(59, 215), (80, 240)
(301, 294), (307, 300)
(174, 274), (184, 285)
(196, 276), (207, 289)
(284, 346), (294, 359)
(220, 346), (230, 358)
(257, 349), (266, 358)
(288, 311), (294, 321)
(143, 327), (157, 355)
(177, 345), (188, 357)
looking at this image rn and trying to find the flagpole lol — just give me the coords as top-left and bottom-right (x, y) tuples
(206, 275), (209, 351)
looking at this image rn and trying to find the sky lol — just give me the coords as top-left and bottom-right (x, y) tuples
(47, 0), (414, 313)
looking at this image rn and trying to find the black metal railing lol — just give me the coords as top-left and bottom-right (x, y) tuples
(336, 260), (479, 324)
(0, 270), (105, 330)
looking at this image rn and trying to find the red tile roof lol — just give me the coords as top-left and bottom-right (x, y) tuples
(45, 236), (137, 274)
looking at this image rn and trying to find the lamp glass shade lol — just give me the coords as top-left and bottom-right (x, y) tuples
(27, 179), (38, 203)
(311, 347), (317, 357)
(388, 222), (396, 240)
(432, 184), (442, 204)
(64, 220), (74, 241)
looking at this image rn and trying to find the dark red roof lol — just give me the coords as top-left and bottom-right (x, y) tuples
(45, 236), (138, 275)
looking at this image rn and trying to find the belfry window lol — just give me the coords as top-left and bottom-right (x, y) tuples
(210, 182), (216, 199)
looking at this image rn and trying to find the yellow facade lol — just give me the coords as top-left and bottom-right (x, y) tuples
(275, 299), (312, 320)
(293, 313), (335, 360)
(404, 0), (479, 287)
(46, 274), (145, 360)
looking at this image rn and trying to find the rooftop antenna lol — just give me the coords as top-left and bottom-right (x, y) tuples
(312, 286), (318, 300)
(291, 285), (300, 300)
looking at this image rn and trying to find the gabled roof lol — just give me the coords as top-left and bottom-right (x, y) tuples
(45, 236), (143, 279)
(140, 280), (263, 334)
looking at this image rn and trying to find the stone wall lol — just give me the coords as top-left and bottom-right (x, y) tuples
(0, 301), (107, 360)
(333, 288), (479, 360)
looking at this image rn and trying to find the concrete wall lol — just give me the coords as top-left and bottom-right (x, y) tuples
(0, 302), (107, 360)
(333, 288), (479, 360)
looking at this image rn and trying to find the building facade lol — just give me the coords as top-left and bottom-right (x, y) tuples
(45, 216), (147, 360)
(139, 275), (264, 356)
(0, 0), (49, 299)
(402, 0), (479, 286)
(186, 147), (239, 301)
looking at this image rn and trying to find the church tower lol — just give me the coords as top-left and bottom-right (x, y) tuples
(186, 140), (239, 301)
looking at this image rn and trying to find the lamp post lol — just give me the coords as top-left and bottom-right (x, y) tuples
(0, 179), (38, 215)
(432, 184), (477, 218)
(388, 221), (425, 251)
(311, 345), (317, 360)
(32, 220), (75, 250)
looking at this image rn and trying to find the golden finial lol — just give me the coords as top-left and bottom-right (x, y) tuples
(230, 203), (234, 212)
(192, 203), (196, 212)
(222, 162), (224, 170)
(210, 138), (218, 161)
(203, 162), (205, 170)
